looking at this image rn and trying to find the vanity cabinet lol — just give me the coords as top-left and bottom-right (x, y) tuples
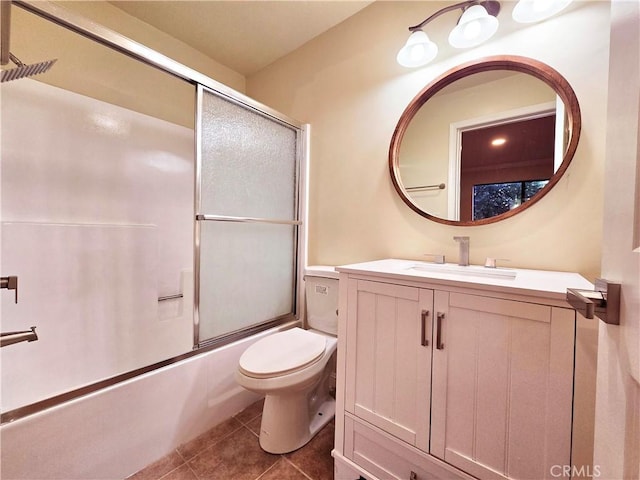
(334, 260), (591, 480)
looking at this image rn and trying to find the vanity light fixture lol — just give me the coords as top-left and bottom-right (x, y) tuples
(397, 0), (501, 68)
(398, 0), (573, 68)
(512, 0), (573, 24)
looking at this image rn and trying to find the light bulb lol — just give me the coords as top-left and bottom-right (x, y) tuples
(533, 0), (554, 12)
(397, 30), (438, 68)
(449, 5), (499, 49)
(463, 20), (482, 40)
(410, 44), (426, 61)
(512, 0), (573, 23)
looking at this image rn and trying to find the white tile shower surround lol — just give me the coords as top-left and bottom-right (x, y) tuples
(1, 78), (194, 410)
(1, 223), (188, 411)
(0, 328), (283, 479)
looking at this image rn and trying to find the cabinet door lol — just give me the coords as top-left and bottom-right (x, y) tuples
(431, 291), (575, 480)
(345, 279), (433, 452)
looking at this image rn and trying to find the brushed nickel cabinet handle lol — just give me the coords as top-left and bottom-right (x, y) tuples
(421, 310), (429, 346)
(436, 312), (445, 350)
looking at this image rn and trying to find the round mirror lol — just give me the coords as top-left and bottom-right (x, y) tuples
(389, 56), (581, 225)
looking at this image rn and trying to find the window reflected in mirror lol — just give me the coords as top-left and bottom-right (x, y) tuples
(473, 179), (549, 220)
(460, 114), (556, 221)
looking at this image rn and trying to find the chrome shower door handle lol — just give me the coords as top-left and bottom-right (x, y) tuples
(436, 312), (445, 350)
(420, 310), (430, 346)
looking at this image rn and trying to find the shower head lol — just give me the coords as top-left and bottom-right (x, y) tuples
(0, 0), (56, 82)
(1, 52), (57, 83)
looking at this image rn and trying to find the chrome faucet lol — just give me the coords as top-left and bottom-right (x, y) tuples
(453, 236), (470, 266)
(1, 326), (38, 348)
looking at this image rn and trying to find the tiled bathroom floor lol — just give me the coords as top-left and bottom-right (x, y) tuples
(128, 399), (335, 480)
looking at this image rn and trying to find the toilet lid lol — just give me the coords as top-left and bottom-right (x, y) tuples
(239, 328), (327, 378)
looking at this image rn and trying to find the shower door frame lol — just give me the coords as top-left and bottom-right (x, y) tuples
(194, 84), (306, 348)
(2, 0), (309, 424)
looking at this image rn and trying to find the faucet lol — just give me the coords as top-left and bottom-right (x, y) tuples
(1, 326), (38, 348)
(453, 236), (470, 266)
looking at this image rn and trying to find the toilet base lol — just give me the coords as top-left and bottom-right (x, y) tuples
(258, 393), (335, 454)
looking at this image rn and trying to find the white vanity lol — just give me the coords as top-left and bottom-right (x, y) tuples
(332, 259), (594, 480)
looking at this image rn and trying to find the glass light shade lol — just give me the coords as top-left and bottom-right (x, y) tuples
(512, 0), (573, 23)
(448, 5), (499, 49)
(397, 30), (438, 68)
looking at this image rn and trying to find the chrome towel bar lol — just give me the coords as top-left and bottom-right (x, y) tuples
(158, 293), (183, 302)
(405, 183), (446, 192)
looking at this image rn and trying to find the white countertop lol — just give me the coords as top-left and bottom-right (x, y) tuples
(337, 258), (594, 303)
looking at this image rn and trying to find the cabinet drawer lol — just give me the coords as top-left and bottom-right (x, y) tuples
(344, 415), (473, 480)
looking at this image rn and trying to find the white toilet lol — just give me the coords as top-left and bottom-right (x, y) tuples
(235, 266), (339, 454)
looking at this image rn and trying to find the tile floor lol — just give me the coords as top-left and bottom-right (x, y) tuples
(128, 399), (335, 480)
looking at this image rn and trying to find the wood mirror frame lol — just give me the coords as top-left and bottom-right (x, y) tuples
(389, 55), (581, 226)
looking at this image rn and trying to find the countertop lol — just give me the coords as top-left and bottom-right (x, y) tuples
(336, 258), (594, 303)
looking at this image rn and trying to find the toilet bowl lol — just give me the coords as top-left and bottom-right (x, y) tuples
(235, 266), (339, 454)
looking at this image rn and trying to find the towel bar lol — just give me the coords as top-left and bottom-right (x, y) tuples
(567, 278), (621, 325)
(405, 183), (446, 192)
(158, 293), (183, 301)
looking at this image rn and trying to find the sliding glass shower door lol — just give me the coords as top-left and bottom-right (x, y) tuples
(195, 86), (303, 346)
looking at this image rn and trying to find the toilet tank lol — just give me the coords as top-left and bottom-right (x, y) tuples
(304, 266), (339, 335)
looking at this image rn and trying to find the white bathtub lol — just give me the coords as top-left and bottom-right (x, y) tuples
(0, 325), (293, 479)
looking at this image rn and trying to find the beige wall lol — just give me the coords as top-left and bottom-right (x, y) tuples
(8, 2), (246, 128)
(57, 1), (245, 93)
(247, 1), (610, 280)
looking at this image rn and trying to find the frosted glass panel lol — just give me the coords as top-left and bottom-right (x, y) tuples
(199, 221), (295, 340)
(200, 91), (297, 219)
(197, 87), (300, 343)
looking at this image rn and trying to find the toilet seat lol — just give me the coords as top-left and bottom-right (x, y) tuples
(239, 328), (327, 379)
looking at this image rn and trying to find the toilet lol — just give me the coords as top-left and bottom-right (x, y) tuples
(235, 266), (339, 454)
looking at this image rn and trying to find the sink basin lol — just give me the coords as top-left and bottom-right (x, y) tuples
(408, 263), (517, 280)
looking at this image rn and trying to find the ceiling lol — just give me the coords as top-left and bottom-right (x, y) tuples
(109, 1), (374, 76)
